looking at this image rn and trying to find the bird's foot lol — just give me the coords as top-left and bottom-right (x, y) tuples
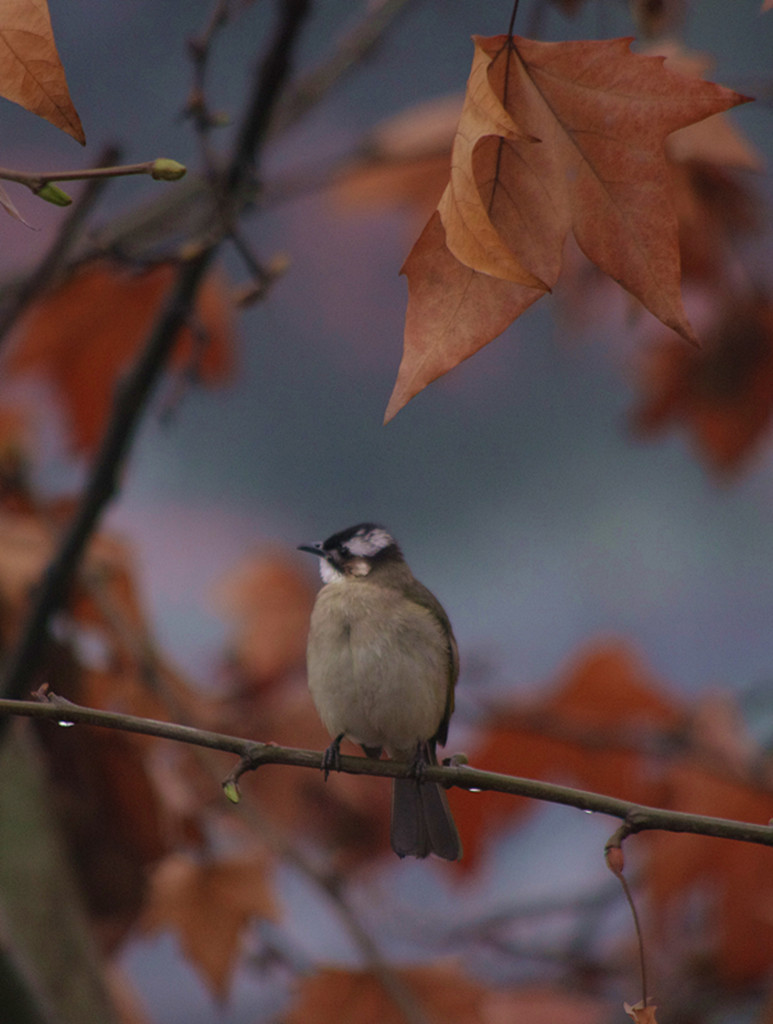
(322, 734), (344, 781)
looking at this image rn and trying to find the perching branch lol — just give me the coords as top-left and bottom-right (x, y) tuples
(2, 695), (773, 852)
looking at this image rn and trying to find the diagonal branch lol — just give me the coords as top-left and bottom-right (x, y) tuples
(0, 247), (215, 705)
(0, 0), (313, 708)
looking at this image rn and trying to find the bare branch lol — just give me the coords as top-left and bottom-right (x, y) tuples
(0, 158), (186, 193)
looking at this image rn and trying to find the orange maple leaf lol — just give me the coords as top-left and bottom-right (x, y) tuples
(7, 259), (234, 455)
(0, 0), (84, 142)
(387, 35), (750, 421)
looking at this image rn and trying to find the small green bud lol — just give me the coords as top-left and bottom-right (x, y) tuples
(223, 780), (241, 804)
(151, 158), (187, 181)
(37, 182), (72, 206)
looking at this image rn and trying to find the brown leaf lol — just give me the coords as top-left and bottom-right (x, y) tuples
(8, 259), (234, 455)
(631, 293), (773, 472)
(334, 152), (451, 219)
(669, 162), (761, 284)
(436, 41), (545, 289)
(389, 34), (750, 418)
(142, 852), (277, 998)
(0, 0), (84, 142)
(385, 211), (543, 422)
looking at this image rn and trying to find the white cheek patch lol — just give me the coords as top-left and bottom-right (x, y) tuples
(320, 560), (344, 584)
(345, 528), (394, 557)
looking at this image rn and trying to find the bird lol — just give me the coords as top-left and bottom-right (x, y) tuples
(299, 522), (462, 861)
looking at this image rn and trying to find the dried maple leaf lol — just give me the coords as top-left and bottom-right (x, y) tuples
(631, 293), (773, 472)
(141, 852), (277, 998)
(0, 0), (84, 142)
(385, 210), (545, 423)
(387, 35), (750, 421)
(7, 259), (234, 455)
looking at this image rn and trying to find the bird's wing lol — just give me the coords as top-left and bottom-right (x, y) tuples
(403, 578), (458, 747)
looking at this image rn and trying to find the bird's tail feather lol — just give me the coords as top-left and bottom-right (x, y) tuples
(391, 776), (462, 860)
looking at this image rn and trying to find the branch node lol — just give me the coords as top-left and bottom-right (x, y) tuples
(221, 742), (270, 800)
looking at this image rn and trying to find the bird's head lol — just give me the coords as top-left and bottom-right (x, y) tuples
(299, 523), (402, 582)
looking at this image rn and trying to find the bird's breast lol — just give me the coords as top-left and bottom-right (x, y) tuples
(306, 581), (450, 756)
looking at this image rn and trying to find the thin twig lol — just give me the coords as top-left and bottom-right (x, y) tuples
(0, 159), (185, 190)
(186, 0), (233, 168)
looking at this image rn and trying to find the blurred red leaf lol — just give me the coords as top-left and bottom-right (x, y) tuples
(142, 852), (277, 998)
(287, 967), (608, 1024)
(453, 643), (683, 869)
(632, 293), (773, 473)
(213, 552), (314, 689)
(8, 259), (234, 455)
(649, 764), (773, 985)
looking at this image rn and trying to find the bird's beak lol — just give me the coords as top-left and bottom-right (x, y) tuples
(298, 542), (325, 558)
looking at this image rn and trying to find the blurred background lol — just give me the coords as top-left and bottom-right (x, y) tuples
(0, 1), (772, 1022)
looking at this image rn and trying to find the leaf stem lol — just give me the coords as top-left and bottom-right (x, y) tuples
(507, 0), (521, 37)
